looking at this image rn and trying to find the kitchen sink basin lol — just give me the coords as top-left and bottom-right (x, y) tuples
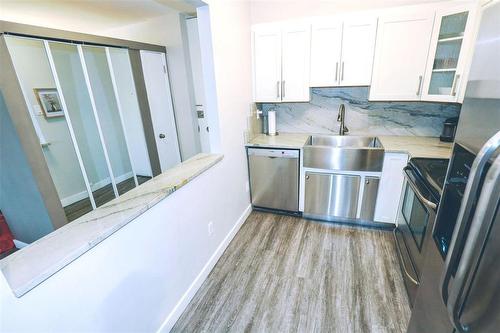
(307, 135), (382, 148)
(304, 135), (385, 171)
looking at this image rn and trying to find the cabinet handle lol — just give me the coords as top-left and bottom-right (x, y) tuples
(341, 61), (345, 81)
(335, 62), (339, 81)
(276, 81), (280, 98)
(416, 75), (423, 96)
(305, 175), (310, 180)
(451, 74), (460, 97)
(282, 80), (285, 98)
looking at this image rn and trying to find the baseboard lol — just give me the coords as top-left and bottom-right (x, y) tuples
(156, 204), (252, 333)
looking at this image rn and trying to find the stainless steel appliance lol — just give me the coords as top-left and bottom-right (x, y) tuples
(247, 147), (299, 212)
(394, 158), (449, 305)
(408, 2), (500, 332)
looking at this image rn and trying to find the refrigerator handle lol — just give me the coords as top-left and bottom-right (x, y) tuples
(440, 131), (500, 306)
(446, 153), (500, 333)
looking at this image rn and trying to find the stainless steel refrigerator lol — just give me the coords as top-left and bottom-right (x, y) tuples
(407, 1), (500, 332)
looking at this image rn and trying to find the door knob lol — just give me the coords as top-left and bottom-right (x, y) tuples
(159, 133), (166, 139)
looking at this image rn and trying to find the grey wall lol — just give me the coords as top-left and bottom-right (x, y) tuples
(261, 87), (461, 136)
(0, 92), (54, 243)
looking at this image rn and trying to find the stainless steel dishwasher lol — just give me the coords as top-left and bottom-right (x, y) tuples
(247, 148), (299, 212)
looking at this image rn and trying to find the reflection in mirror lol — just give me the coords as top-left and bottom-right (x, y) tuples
(5, 36), (95, 221)
(49, 41), (117, 216)
(81, 46), (138, 195)
(107, 47), (153, 184)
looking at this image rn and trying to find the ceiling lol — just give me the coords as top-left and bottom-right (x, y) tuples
(0, 0), (198, 31)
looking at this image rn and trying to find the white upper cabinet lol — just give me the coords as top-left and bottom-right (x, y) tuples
(310, 17), (377, 87)
(340, 18), (377, 86)
(421, 5), (478, 103)
(369, 12), (435, 101)
(281, 24), (312, 102)
(252, 23), (310, 103)
(310, 20), (343, 87)
(253, 26), (282, 102)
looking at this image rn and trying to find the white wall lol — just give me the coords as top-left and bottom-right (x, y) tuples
(0, 0), (253, 331)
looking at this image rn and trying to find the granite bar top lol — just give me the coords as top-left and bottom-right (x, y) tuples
(0, 153), (223, 297)
(378, 136), (452, 159)
(245, 133), (310, 149)
(247, 133), (452, 159)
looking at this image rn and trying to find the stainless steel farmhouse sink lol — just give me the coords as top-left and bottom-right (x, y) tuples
(304, 135), (385, 171)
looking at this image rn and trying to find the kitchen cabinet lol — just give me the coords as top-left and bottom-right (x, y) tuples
(360, 176), (380, 220)
(369, 12), (435, 101)
(304, 172), (360, 219)
(309, 21), (342, 87)
(252, 26), (282, 102)
(421, 5), (478, 103)
(310, 17), (377, 87)
(252, 23), (310, 102)
(374, 153), (409, 223)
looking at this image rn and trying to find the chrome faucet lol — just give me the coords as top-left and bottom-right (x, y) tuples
(337, 104), (349, 136)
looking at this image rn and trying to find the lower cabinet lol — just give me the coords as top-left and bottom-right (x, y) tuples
(304, 172), (380, 221)
(374, 153), (409, 223)
(360, 177), (380, 220)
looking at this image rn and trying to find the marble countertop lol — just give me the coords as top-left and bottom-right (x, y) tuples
(246, 133), (310, 149)
(378, 136), (452, 159)
(247, 133), (452, 159)
(0, 153), (223, 298)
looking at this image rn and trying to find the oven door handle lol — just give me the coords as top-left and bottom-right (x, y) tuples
(393, 228), (420, 286)
(403, 167), (437, 210)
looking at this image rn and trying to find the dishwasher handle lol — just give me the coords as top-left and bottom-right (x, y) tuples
(247, 148), (299, 159)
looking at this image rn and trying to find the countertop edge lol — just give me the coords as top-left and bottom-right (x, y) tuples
(1, 153), (224, 298)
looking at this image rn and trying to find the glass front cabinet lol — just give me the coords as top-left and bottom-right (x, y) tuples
(422, 5), (478, 103)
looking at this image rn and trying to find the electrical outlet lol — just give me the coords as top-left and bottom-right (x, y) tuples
(245, 181), (250, 193)
(208, 221), (214, 236)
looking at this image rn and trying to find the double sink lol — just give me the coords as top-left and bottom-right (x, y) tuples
(303, 135), (385, 222)
(304, 135), (385, 171)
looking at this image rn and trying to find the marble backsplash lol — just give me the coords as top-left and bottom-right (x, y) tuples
(260, 87), (461, 136)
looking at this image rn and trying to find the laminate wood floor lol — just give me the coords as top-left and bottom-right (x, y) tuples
(172, 211), (410, 333)
(63, 175), (151, 222)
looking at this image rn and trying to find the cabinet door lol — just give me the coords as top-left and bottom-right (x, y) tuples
(374, 153), (408, 223)
(421, 5), (478, 103)
(252, 26), (282, 102)
(304, 172), (360, 219)
(369, 12), (434, 101)
(281, 24), (311, 102)
(340, 18), (377, 86)
(310, 20), (343, 87)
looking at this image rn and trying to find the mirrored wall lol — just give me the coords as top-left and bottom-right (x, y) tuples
(5, 35), (153, 222)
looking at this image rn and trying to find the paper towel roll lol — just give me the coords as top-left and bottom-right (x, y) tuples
(268, 110), (277, 136)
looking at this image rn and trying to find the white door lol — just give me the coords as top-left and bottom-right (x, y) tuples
(340, 18), (377, 86)
(252, 25), (282, 102)
(140, 50), (181, 172)
(369, 12), (435, 101)
(310, 20), (343, 87)
(281, 23), (311, 102)
(421, 5), (477, 103)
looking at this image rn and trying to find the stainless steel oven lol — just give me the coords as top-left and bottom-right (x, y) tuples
(394, 158), (448, 306)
